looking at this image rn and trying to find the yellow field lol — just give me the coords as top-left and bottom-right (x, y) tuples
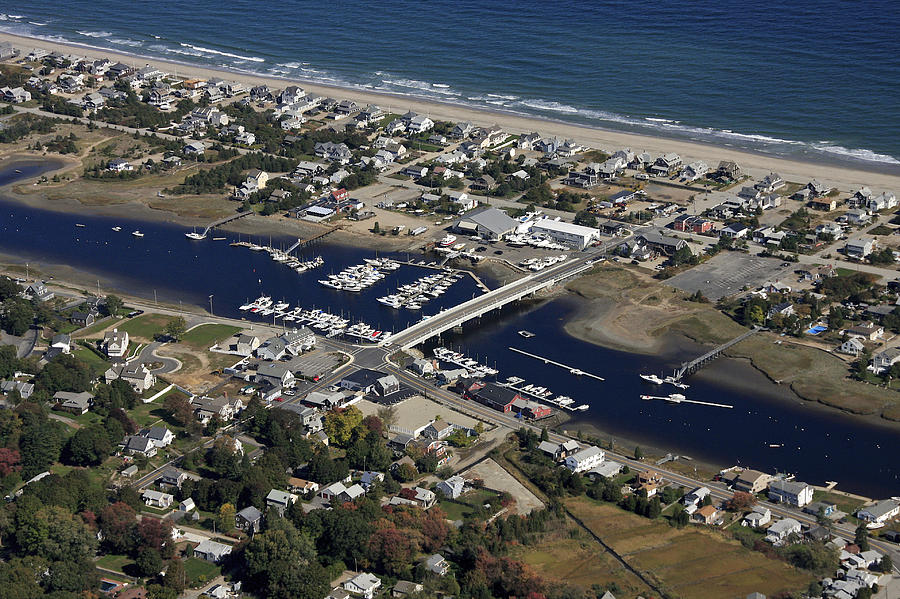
(566, 497), (813, 599)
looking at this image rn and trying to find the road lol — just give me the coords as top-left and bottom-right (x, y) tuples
(138, 341), (182, 374)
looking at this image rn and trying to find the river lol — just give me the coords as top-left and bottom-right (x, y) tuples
(1, 163), (897, 498)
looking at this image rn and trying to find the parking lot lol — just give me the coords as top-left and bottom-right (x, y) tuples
(666, 252), (796, 301)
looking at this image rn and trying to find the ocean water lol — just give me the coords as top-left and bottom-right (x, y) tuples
(2, 1), (900, 168)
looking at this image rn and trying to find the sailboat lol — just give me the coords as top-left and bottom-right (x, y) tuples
(185, 226), (206, 240)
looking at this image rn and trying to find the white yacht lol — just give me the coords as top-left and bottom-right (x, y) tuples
(640, 373), (663, 384)
(131, 230), (144, 237)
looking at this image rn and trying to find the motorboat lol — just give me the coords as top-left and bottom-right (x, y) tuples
(438, 234), (457, 247)
(111, 226), (122, 232)
(518, 330), (535, 338)
(640, 373), (663, 384)
(131, 231), (144, 237)
(75, 223), (85, 228)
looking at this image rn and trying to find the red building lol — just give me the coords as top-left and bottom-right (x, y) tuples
(331, 188), (349, 202)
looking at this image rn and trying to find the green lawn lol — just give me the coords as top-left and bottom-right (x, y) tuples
(77, 316), (116, 338)
(96, 554), (134, 573)
(183, 557), (221, 587)
(117, 314), (177, 340)
(438, 488), (500, 521)
(127, 400), (171, 427)
(180, 323), (241, 350)
(72, 345), (110, 375)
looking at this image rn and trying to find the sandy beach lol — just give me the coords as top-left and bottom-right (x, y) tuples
(3, 31), (900, 195)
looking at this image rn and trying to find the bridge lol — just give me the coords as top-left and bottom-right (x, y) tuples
(199, 211), (251, 237)
(385, 256), (597, 349)
(672, 326), (760, 380)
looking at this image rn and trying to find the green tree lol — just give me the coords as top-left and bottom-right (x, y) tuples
(323, 406), (363, 447)
(65, 424), (112, 466)
(135, 547), (164, 577)
(163, 558), (186, 593)
(855, 523), (870, 551)
(163, 316), (187, 340)
(633, 446), (644, 460)
(104, 295), (124, 316)
(244, 519), (329, 599)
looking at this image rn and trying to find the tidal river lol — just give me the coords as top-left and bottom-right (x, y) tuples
(1, 162), (897, 498)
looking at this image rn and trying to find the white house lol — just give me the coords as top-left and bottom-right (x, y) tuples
(436, 475), (466, 499)
(142, 489), (173, 508)
(857, 499), (900, 524)
(742, 505), (772, 528)
(870, 348), (900, 375)
(563, 446), (604, 473)
(839, 337), (865, 357)
(768, 480), (813, 507)
(102, 329), (129, 359)
(343, 573), (381, 599)
(765, 518), (802, 545)
(193, 539), (233, 563)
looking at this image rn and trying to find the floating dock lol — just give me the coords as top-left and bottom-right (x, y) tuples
(640, 394), (733, 409)
(508, 347), (605, 381)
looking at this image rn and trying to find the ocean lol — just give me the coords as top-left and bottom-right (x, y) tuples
(2, 0), (900, 168)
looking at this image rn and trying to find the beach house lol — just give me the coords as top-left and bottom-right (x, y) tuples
(563, 446), (605, 473)
(768, 480), (813, 507)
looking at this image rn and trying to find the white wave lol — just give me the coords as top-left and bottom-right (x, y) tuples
(432, 83), (450, 88)
(487, 93), (519, 100)
(516, 99), (581, 114)
(152, 34), (161, 39)
(382, 77), (459, 95)
(179, 43), (264, 63)
(77, 30), (112, 38)
(28, 21), (46, 26)
(167, 47), (204, 58)
(110, 38), (142, 47)
(277, 62), (302, 69)
(7, 15), (24, 19)
(809, 143), (900, 165)
(645, 117), (679, 124)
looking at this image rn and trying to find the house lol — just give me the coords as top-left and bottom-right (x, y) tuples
(767, 302), (794, 320)
(191, 395), (243, 423)
(803, 501), (837, 518)
(683, 487), (710, 506)
(402, 165), (428, 179)
(255, 362), (295, 388)
(436, 475), (466, 499)
(839, 337), (865, 357)
(537, 439), (581, 461)
(107, 159), (132, 172)
(121, 435), (157, 458)
(732, 469), (773, 494)
(410, 487), (436, 509)
(857, 499), (900, 524)
(866, 191), (898, 212)
(139, 426), (174, 448)
(455, 207), (519, 240)
(104, 361), (156, 392)
(809, 197), (837, 211)
(720, 222), (749, 239)
(692, 504), (720, 525)
(447, 190), (477, 211)
(845, 238), (876, 260)
(158, 468), (187, 489)
(339, 368), (388, 394)
(743, 505), (772, 527)
(234, 333), (261, 356)
(765, 518), (802, 544)
(807, 179), (831, 197)
(768, 480), (813, 507)
(183, 141), (207, 155)
(179, 498), (195, 513)
(425, 554), (450, 576)
(635, 231), (687, 256)
(671, 214), (713, 234)
(193, 539), (232, 563)
(423, 420), (455, 440)
(529, 217), (600, 250)
(755, 172), (785, 193)
(70, 311), (95, 327)
(375, 374), (400, 396)
(24, 282), (54, 302)
(717, 160), (743, 181)
(563, 446), (605, 473)
(55, 391), (93, 415)
(410, 358), (435, 376)
(265, 489), (298, 515)
(845, 323), (884, 342)
(682, 161), (709, 181)
(102, 329), (129, 359)
(845, 209), (871, 225)
(587, 461), (623, 479)
(235, 506), (263, 533)
(142, 489), (173, 508)
(339, 484), (366, 503)
(358, 471), (384, 490)
(50, 333), (71, 354)
(319, 481), (348, 502)
(650, 153), (682, 176)
(465, 382), (521, 413)
(287, 477), (319, 495)
(0, 380), (34, 399)
(871, 347), (900, 374)
(392, 581), (424, 598)
(343, 573), (381, 599)
(453, 122), (475, 139)
(470, 174), (495, 191)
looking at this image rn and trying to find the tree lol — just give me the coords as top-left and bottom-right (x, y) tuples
(244, 519), (328, 599)
(217, 503), (236, 532)
(323, 406), (363, 447)
(0, 448), (21, 477)
(163, 558), (186, 593)
(162, 317), (187, 341)
(99, 502), (136, 553)
(104, 295), (123, 316)
(135, 547), (164, 577)
(881, 553), (893, 573)
(855, 523), (870, 551)
(65, 424), (112, 466)
(724, 491), (757, 512)
(633, 446), (644, 460)
(163, 394), (195, 426)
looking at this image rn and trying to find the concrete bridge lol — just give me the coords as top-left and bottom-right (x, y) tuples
(385, 256), (597, 349)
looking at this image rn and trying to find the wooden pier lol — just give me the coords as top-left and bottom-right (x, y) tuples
(200, 211), (251, 237)
(508, 347), (605, 381)
(673, 326), (760, 380)
(285, 225), (344, 253)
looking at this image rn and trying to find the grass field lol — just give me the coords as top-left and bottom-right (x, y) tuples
(73, 316), (116, 338)
(72, 345), (110, 375)
(566, 497), (812, 599)
(181, 324), (241, 350)
(437, 488), (500, 521)
(116, 314), (176, 340)
(183, 557), (221, 587)
(96, 553), (134, 574)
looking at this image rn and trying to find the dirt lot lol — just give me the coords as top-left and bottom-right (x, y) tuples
(462, 458), (544, 515)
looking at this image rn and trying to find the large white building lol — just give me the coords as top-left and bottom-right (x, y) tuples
(767, 480), (814, 507)
(529, 217), (600, 250)
(563, 446), (605, 473)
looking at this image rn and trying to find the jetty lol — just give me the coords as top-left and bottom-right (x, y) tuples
(508, 347), (604, 381)
(671, 326), (760, 380)
(641, 394), (733, 409)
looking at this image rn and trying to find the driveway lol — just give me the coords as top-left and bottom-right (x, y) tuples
(139, 341), (182, 374)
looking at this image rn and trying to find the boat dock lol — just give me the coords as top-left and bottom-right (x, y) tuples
(498, 377), (588, 412)
(641, 394), (733, 409)
(198, 211), (251, 238)
(508, 347), (605, 381)
(672, 326), (760, 380)
(286, 225), (344, 253)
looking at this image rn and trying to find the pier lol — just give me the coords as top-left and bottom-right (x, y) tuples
(508, 347), (605, 381)
(199, 211), (251, 238)
(285, 225), (344, 253)
(641, 394), (733, 409)
(672, 326), (760, 380)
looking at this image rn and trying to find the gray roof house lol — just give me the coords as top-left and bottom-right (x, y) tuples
(436, 475), (465, 499)
(193, 539), (233, 563)
(235, 505), (264, 533)
(425, 553), (450, 576)
(54, 391), (94, 415)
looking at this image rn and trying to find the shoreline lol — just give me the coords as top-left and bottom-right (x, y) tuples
(3, 30), (900, 191)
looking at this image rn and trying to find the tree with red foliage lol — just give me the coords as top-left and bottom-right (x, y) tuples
(367, 526), (414, 576)
(420, 508), (450, 552)
(0, 448), (21, 476)
(100, 501), (137, 553)
(399, 487), (417, 501)
(725, 491), (757, 512)
(137, 516), (174, 558)
(361, 415), (383, 434)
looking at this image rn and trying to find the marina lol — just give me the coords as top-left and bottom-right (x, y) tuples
(499, 376), (589, 412)
(377, 269), (464, 310)
(319, 259), (399, 292)
(432, 346), (498, 378)
(238, 295), (393, 343)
